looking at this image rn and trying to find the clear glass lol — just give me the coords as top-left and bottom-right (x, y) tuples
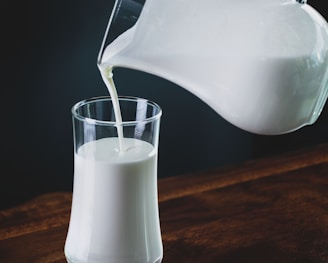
(65, 96), (163, 263)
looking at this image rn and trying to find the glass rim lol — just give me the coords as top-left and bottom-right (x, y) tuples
(71, 96), (162, 126)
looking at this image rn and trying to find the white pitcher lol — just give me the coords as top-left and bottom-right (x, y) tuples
(98, 0), (328, 135)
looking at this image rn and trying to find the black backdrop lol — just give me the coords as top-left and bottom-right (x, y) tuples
(1, 0), (328, 209)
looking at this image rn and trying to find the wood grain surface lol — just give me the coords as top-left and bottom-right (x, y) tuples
(1, 143), (328, 263)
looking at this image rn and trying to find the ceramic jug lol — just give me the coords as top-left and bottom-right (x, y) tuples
(98, 0), (328, 135)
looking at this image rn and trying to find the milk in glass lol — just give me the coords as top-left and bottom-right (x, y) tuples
(65, 138), (163, 263)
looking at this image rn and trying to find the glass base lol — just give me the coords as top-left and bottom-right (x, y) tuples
(65, 253), (162, 263)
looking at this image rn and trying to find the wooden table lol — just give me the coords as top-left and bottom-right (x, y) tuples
(1, 143), (328, 263)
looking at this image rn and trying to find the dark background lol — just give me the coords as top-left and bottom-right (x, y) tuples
(1, 0), (328, 209)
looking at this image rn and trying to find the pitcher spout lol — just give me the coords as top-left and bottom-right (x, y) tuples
(98, 0), (145, 64)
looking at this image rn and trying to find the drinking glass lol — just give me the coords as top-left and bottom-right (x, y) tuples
(64, 96), (163, 263)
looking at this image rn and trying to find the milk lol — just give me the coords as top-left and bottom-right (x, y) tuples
(98, 65), (125, 151)
(65, 137), (163, 263)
